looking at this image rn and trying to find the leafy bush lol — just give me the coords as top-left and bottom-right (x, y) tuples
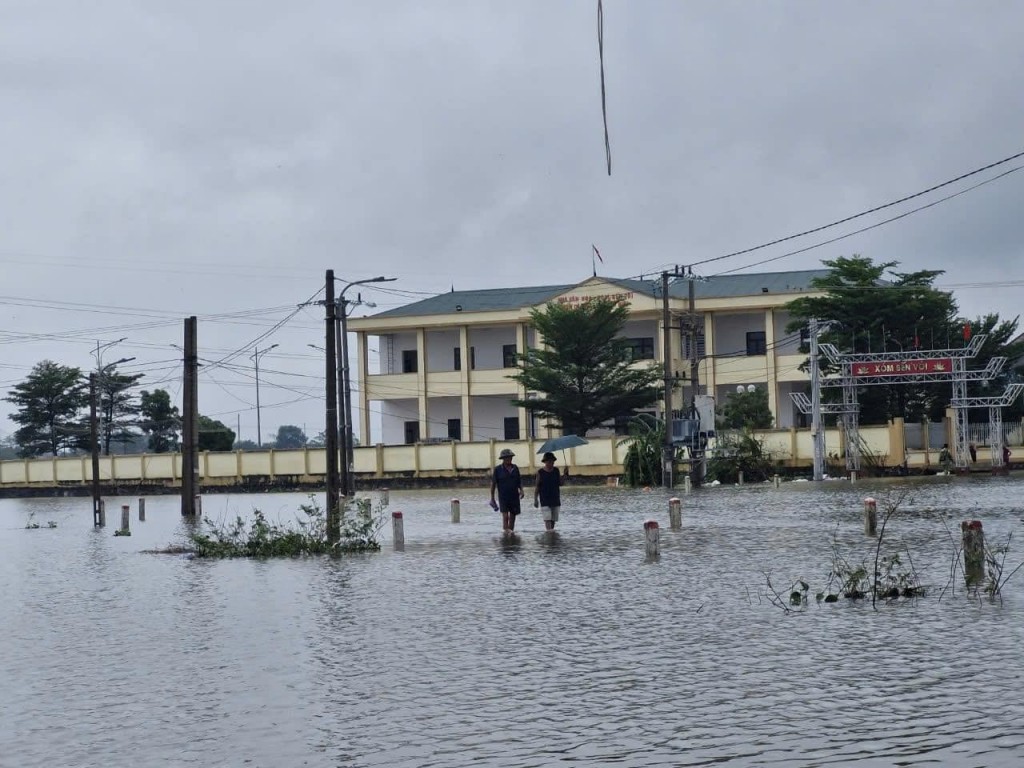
(705, 429), (776, 484)
(188, 495), (385, 558)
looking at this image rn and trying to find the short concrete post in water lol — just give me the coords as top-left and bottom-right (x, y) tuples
(738, 471), (744, 486)
(450, 498), (460, 524)
(644, 520), (660, 558)
(773, 474), (781, 488)
(120, 504), (130, 532)
(961, 520), (985, 587)
(381, 488), (390, 505)
(98, 499), (106, 527)
(683, 474), (692, 494)
(138, 497), (146, 522)
(863, 497), (877, 536)
(195, 495), (202, 517)
(392, 511), (405, 551)
(850, 470), (858, 484)
(668, 497), (682, 531)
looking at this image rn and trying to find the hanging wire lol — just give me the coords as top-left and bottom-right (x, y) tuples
(597, 0), (611, 175)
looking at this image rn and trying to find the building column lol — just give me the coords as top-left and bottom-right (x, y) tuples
(516, 322), (529, 439)
(702, 313), (716, 401)
(416, 328), (428, 441)
(357, 331), (371, 445)
(459, 325), (472, 441)
(764, 308), (779, 421)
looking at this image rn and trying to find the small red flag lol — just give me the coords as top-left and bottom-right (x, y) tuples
(963, 323), (972, 341)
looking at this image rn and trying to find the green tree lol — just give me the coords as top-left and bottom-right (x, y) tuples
(619, 416), (665, 487)
(139, 389), (181, 453)
(273, 424), (307, 449)
(511, 298), (662, 435)
(234, 439), (260, 450)
(718, 387), (773, 430)
(4, 360), (88, 456)
(963, 313), (1024, 420)
(0, 434), (18, 459)
(786, 255), (962, 423)
(198, 415), (235, 451)
(95, 364), (144, 454)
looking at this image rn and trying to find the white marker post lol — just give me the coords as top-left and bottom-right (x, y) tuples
(138, 497), (146, 522)
(863, 497), (877, 536)
(120, 504), (130, 533)
(450, 498), (460, 523)
(644, 520), (660, 559)
(668, 498), (682, 531)
(392, 511), (405, 551)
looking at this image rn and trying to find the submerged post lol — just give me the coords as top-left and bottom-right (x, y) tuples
(961, 520), (985, 587)
(450, 498), (460, 524)
(138, 498), (146, 521)
(644, 519), (660, 559)
(737, 471), (744, 486)
(773, 474), (781, 488)
(381, 488), (390, 506)
(195, 495), (202, 518)
(392, 511), (405, 551)
(120, 504), (130, 533)
(863, 497), (877, 536)
(683, 474), (692, 494)
(98, 499), (106, 528)
(850, 470), (858, 484)
(668, 497), (682, 530)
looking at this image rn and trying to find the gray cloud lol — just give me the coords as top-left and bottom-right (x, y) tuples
(3, 0), (1023, 440)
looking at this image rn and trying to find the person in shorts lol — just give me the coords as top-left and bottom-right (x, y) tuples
(533, 451), (563, 531)
(490, 448), (523, 532)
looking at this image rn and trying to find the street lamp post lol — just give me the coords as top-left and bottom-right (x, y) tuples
(337, 276), (396, 496)
(249, 344), (278, 448)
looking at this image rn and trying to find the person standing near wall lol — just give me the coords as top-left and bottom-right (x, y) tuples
(533, 451), (563, 532)
(490, 448), (524, 533)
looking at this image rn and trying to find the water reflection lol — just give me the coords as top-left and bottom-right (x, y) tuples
(2, 480), (1024, 766)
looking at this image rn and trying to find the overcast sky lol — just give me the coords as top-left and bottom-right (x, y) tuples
(2, 1), (1023, 446)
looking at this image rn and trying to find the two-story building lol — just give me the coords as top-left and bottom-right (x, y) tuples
(347, 269), (828, 445)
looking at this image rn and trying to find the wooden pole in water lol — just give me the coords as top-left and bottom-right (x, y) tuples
(644, 519), (660, 558)
(138, 498), (146, 521)
(863, 497), (877, 536)
(392, 511), (405, 550)
(961, 520), (985, 587)
(668, 497), (681, 530)
(450, 498), (460, 523)
(120, 504), (130, 532)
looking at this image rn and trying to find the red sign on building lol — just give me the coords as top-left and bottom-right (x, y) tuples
(852, 358), (953, 377)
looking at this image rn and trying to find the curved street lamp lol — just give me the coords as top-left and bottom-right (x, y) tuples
(249, 344), (278, 447)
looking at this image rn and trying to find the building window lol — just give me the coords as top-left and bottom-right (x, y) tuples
(402, 350), (418, 373)
(502, 344), (517, 368)
(454, 347), (461, 371)
(447, 418), (461, 440)
(625, 337), (655, 360)
(683, 332), (706, 360)
(503, 417), (520, 440)
(746, 331), (767, 356)
(403, 421), (420, 444)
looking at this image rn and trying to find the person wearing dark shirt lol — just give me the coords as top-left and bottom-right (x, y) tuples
(490, 448), (523, 533)
(533, 451), (563, 531)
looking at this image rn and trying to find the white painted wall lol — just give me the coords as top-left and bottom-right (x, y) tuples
(713, 312), (765, 356)
(471, 395), (520, 440)
(426, 328), (460, 372)
(426, 397), (462, 440)
(468, 326), (517, 369)
(773, 310), (802, 354)
(380, 399), (419, 444)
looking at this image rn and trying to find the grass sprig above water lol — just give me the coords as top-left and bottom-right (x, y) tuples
(187, 495), (386, 558)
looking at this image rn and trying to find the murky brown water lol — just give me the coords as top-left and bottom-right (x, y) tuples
(3, 477), (1024, 767)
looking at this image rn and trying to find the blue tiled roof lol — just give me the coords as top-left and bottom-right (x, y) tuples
(368, 269), (829, 318)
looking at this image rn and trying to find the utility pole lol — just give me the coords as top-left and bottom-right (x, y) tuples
(810, 317), (825, 481)
(661, 270), (674, 489)
(181, 316), (198, 516)
(334, 307), (348, 498)
(89, 373), (102, 526)
(325, 270), (341, 543)
(687, 269), (702, 487)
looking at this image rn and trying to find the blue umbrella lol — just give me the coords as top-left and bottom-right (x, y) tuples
(537, 434), (589, 454)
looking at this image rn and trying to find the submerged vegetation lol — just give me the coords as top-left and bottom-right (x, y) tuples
(186, 495), (386, 558)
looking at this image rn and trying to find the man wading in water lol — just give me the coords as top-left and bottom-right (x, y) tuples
(490, 448), (523, 534)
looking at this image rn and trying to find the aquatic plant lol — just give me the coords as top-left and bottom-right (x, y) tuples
(187, 495), (386, 558)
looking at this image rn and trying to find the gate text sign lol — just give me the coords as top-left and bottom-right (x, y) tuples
(852, 358), (953, 377)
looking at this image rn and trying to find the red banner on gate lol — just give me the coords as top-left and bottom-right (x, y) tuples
(852, 358), (953, 377)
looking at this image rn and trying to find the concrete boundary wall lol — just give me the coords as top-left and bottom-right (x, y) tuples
(0, 421), (1008, 490)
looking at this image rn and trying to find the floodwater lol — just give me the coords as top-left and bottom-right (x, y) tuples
(3, 477), (1024, 767)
